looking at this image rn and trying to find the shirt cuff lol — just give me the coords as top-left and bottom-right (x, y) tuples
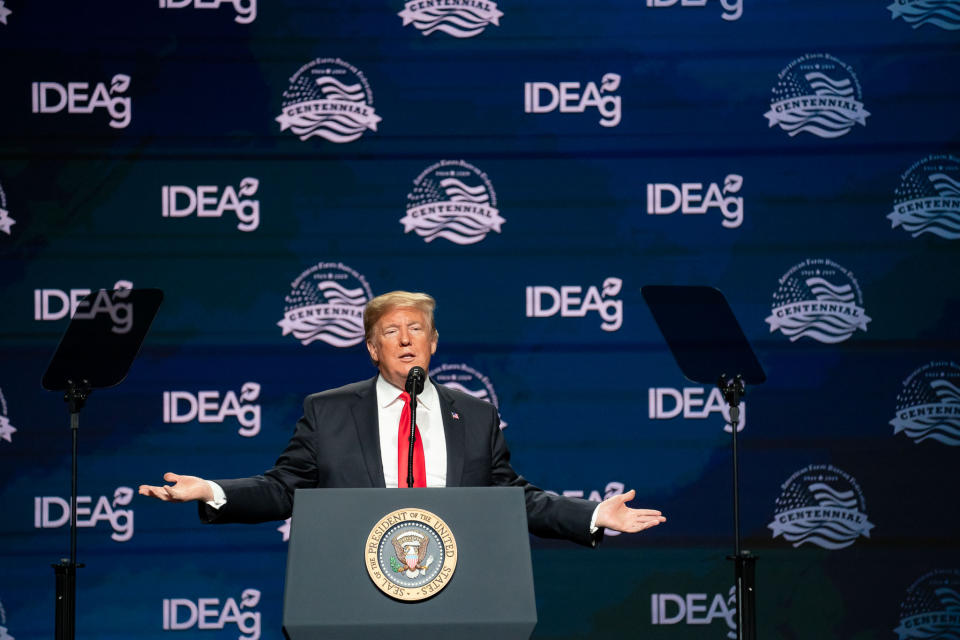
(589, 504), (600, 534)
(205, 480), (227, 509)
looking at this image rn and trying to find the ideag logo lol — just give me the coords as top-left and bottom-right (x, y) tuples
(895, 569), (960, 640)
(888, 0), (960, 30)
(33, 280), (135, 334)
(31, 74), (132, 129)
(430, 362), (508, 429)
(888, 154), (960, 240)
(398, 0), (503, 37)
(524, 73), (622, 128)
(402, 160), (504, 245)
(159, 0), (257, 24)
(277, 262), (373, 347)
(891, 361), (960, 446)
(768, 464), (874, 550)
(766, 259), (870, 344)
(0, 180), (15, 236)
(163, 588), (261, 640)
(0, 386), (17, 445)
(646, 0), (742, 21)
(648, 387), (744, 433)
(651, 586), (737, 639)
(162, 178), (260, 232)
(525, 278), (623, 332)
(276, 58), (381, 143)
(163, 383), (262, 437)
(647, 174), (744, 229)
(764, 53), (869, 139)
(35, 487), (135, 542)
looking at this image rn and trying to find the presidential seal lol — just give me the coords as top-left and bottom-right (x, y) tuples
(888, 154), (960, 240)
(365, 508), (458, 602)
(764, 53), (869, 139)
(275, 57), (381, 143)
(895, 569), (960, 640)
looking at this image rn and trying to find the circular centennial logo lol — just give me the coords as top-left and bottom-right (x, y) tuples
(0, 386), (16, 445)
(398, 0), (503, 38)
(894, 569), (960, 639)
(767, 463), (874, 550)
(764, 53), (870, 139)
(891, 361), (960, 446)
(430, 362), (508, 429)
(275, 58), (382, 144)
(0, 180), (15, 236)
(365, 508), (457, 602)
(888, 0), (960, 30)
(277, 262), (373, 347)
(401, 160), (505, 245)
(888, 154), (960, 240)
(765, 258), (871, 344)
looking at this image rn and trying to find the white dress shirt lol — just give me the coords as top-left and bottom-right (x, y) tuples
(376, 374), (448, 488)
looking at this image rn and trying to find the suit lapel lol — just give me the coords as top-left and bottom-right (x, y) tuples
(351, 376), (386, 488)
(436, 382), (465, 487)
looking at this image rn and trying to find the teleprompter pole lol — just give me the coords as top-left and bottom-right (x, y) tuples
(719, 374), (756, 640)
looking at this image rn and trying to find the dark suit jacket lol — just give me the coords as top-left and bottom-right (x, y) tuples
(201, 376), (602, 547)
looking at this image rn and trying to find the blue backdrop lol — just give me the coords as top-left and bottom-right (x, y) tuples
(1, 0), (959, 638)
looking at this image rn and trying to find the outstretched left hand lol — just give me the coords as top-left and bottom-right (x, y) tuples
(595, 489), (666, 533)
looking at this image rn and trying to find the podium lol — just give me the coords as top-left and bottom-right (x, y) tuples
(283, 487), (537, 640)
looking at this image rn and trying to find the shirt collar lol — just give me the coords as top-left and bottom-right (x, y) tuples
(376, 373), (438, 412)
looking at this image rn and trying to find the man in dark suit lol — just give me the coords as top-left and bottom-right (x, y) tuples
(139, 291), (665, 545)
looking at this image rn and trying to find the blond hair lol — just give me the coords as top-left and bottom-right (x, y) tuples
(363, 291), (438, 341)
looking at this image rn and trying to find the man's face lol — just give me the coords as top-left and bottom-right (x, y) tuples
(366, 306), (438, 390)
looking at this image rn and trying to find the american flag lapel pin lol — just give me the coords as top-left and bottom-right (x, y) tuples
(451, 411), (460, 420)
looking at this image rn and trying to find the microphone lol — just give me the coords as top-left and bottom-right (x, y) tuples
(404, 366), (425, 488)
(405, 366), (425, 395)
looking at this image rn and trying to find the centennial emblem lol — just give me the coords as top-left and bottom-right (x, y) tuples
(767, 464), (874, 550)
(764, 53), (869, 138)
(0, 386), (16, 445)
(891, 361), (960, 446)
(276, 58), (381, 143)
(0, 597), (12, 640)
(766, 258), (870, 344)
(888, 154), (960, 240)
(431, 362), (508, 428)
(401, 160), (504, 245)
(398, 0), (503, 38)
(895, 569), (960, 639)
(0, 180), (14, 236)
(365, 508), (457, 601)
(277, 262), (373, 347)
(888, 0), (960, 30)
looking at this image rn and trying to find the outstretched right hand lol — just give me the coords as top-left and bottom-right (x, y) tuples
(138, 472), (213, 503)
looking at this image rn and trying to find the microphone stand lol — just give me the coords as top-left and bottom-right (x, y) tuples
(405, 368), (424, 488)
(719, 373), (756, 640)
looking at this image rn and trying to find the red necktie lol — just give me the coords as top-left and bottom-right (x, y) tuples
(397, 391), (426, 488)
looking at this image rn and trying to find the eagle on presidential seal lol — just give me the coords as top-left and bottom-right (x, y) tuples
(390, 530), (434, 578)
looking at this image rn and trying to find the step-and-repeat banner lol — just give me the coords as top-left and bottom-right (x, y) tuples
(1, 1), (958, 638)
